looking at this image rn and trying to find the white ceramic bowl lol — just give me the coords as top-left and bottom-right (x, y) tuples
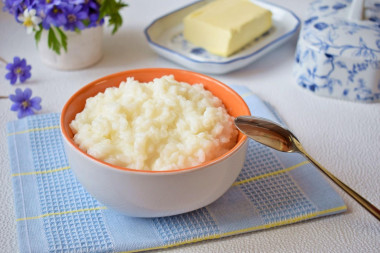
(60, 68), (250, 217)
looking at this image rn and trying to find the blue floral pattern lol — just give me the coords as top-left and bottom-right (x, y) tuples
(294, 0), (380, 102)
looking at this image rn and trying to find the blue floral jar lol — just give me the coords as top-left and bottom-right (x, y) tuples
(294, 0), (380, 102)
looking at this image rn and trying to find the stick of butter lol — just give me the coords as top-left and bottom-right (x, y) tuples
(183, 0), (272, 57)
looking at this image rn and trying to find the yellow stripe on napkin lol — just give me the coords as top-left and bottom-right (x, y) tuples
(16, 206), (107, 222)
(233, 160), (309, 186)
(11, 166), (71, 177)
(14, 161), (310, 220)
(120, 205), (347, 253)
(7, 125), (60, 136)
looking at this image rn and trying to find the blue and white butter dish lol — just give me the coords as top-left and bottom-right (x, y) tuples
(145, 0), (300, 74)
(294, 0), (380, 102)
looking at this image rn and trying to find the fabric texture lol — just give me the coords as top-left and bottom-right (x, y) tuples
(7, 86), (346, 253)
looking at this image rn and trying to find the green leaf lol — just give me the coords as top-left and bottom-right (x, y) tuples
(34, 25), (43, 46)
(99, 0), (128, 34)
(82, 19), (91, 27)
(48, 28), (61, 55)
(55, 27), (68, 52)
(74, 27), (81, 34)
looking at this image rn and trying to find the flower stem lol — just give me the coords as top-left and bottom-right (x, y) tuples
(0, 95), (9, 99)
(0, 56), (8, 64)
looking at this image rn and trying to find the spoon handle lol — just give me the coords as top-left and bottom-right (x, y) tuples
(299, 148), (380, 221)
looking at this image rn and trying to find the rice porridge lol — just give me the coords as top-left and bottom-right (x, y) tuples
(70, 75), (238, 171)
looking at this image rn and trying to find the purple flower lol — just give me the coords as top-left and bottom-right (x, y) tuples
(38, 0), (62, 11)
(10, 88), (42, 118)
(37, 0), (64, 27)
(43, 3), (67, 29)
(69, 0), (86, 4)
(63, 3), (88, 31)
(5, 56), (32, 85)
(88, 11), (103, 27)
(3, 0), (30, 20)
(3, 0), (107, 30)
(2, 0), (20, 14)
(84, 0), (100, 10)
(82, 0), (103, 27)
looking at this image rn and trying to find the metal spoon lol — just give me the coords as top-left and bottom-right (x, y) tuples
(234, 115), (380, 221)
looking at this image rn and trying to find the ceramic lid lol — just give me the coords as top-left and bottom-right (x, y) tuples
(301, 0), (380, 59)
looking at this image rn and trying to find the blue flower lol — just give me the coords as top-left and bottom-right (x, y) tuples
(3, 0), (113, 32)
(87, 0), (104, 27)
(38, 0), (62, 11)
(88, 11), (104, 27)
(43, 4), (67, 29)
(9, 88), (42, 118)
(314, 22), (328, 31)
(63, 4), (88, 31)
(69, 0), (86, 4)
(86, 1), (103, 27)
(2, 0), (26, 18)
(5, 56), (32, 85)
(2, 0), (20, 14)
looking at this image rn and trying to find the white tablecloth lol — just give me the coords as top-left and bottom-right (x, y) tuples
(1, 0), (379, 252)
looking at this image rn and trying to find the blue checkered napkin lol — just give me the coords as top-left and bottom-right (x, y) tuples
(7, 85), (346, 253)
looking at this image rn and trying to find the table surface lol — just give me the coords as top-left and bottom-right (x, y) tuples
(1, 0), (379, 252)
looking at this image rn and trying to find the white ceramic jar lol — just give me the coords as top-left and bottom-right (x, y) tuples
(293, 0), (380, 103)
(38, 26), (103, 70)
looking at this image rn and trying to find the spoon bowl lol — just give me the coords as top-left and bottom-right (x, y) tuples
(234, 116), (380, 221)
(234, 116), (298, 153)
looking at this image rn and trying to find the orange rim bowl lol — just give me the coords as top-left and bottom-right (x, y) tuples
(60, 68), (250, 174)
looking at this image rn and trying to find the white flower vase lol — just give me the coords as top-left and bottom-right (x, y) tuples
(38, 26), (103, 70)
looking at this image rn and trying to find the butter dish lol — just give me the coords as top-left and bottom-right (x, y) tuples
(183, 0), (272, 57)
(294, 0), (380, 102)
(144, 0), (300, 74)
